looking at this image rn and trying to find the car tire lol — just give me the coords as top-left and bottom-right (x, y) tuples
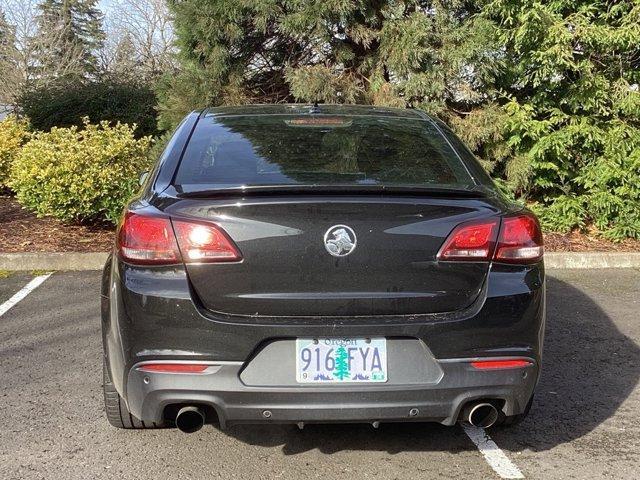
(103, 359), (164, 429)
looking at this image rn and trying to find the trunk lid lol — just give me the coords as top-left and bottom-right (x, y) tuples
(166, 194), (502, 317)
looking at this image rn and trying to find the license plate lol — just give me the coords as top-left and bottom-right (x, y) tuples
(296, 338), (388, 383)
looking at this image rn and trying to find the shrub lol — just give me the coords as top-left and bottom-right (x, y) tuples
(0, 116), (30, 188)
(17, 78), (158, 138)
(532, 133), (640, 240)
(479, 2), (640, 241)
(9, 119), (151, 225)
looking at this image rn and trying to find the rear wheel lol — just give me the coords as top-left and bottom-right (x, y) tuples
(103, 359), (163, 429)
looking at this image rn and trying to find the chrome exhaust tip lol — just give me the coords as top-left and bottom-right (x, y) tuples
(175, 406), (205, 433)
(464, 402), (499, 428)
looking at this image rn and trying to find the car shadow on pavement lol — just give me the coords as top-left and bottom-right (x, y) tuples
(490, 275), (640, 453)
(222, 276), (640, 455)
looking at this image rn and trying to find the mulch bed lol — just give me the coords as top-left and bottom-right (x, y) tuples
(1, 194), (638, 253)
(0, 195), (115, 253)
(544, 230), (640, 252)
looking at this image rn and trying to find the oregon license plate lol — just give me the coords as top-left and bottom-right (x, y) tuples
(295, 338), (388, 383)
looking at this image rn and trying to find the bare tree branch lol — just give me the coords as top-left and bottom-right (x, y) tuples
(104, 0), (177, 78)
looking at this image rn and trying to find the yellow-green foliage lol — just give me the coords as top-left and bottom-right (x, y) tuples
(0, 116), (30, 188)
(9, 119), (151, 225)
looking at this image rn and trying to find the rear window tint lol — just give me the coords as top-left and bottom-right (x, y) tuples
(430, 118), (494, 187)
(174, 115), (477, 188)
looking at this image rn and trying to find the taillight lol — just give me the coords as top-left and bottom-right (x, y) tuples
(118, 212), (180, 264)
(495, 214), (544, 263)
(117, 212), (242, 265)
(437, 212), (543, 264)
(436, 218), (499, 261)
(173, 220), (241, 262)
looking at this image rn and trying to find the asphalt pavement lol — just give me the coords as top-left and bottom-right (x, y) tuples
(0, 269), (638, 479)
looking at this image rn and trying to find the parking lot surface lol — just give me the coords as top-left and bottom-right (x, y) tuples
(0, 269), (638, 479)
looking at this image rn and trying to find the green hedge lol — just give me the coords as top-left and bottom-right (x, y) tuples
(17, 78), (158, 138)
(9, 119), (151, 224)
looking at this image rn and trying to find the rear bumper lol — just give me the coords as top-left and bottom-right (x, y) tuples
(102, 256), (545, 427)
(126, 359), (538, 428)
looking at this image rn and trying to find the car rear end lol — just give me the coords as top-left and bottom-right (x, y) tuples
(101, 105), (545, 432)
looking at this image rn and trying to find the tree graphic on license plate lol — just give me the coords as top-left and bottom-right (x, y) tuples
(333, 346), (351, 380)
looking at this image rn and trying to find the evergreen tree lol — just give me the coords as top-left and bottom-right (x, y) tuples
(0, 11), (14, 64)
(31, 0), (105, 80)
(0, 11), (14, 58)
(0, 10), (20, 103)
(159, 1), (497, 127)
(476, 0), (640, 239)
(110, 32), (140, 79)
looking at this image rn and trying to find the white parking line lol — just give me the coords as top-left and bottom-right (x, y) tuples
(0, 274), (52, 317)
(463, 424), (524, 479)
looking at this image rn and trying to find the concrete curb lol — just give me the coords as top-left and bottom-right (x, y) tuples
(0, 252), (109, 271)
(0, 251), (639, 271)
(544, 252), (640, 269)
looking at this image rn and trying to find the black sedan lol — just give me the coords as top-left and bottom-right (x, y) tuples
(101, 104), (545, 433)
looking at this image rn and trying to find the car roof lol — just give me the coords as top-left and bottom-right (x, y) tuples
(201, 104), (425, 120)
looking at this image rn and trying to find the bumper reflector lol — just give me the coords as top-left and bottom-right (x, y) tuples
(470, 359), (532, 370)
(136, 363), (210, 374)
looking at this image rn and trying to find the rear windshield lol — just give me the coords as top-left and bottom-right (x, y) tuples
(174, 115), (478, 189)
